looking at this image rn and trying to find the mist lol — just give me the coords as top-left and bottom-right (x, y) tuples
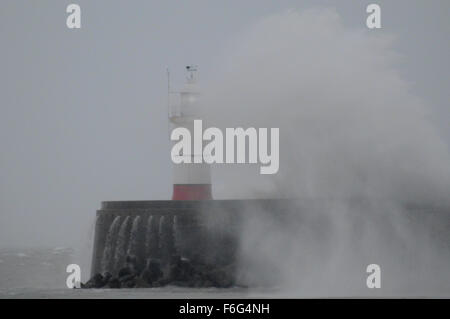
(0, 1), (449, 295)
(197, 9), (450, 296)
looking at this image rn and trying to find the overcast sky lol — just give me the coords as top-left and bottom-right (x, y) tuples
(0, 0), (449, 248)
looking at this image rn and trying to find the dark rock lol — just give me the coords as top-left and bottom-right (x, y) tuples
(123, 279), (137, 288)
(118, 273), (135, 284)
(209, 264), (235, 288)
(82, 273), (105, 288)
(134, 277), (151, 288)
(140, 258), (163, 284)
(202, 280), (214, 288)
(106, 278), (121, 288)
(208, 269), (233, 288)
(126, 255), (141, 274)
(84, 258), (236, 288)
(154, 278), (170, 286)
(118, 267), (132, 278)
(167, 255), (195, 283)
(189, 274), (205, 288)
(102, 272), (112, 284)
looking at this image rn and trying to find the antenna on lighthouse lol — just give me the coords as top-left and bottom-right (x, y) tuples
(166, 67), (171, 136)
(166, 68), (170, 111)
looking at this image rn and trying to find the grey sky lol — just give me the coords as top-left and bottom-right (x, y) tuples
(0, 0), (449, 248)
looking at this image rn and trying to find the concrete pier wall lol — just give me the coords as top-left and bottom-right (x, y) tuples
(91, 199), (287, 276)
(91, 199), (450, 281)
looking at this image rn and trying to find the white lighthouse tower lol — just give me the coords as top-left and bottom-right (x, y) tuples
(168, 66), (212, 200)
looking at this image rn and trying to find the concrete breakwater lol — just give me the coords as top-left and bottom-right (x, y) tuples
(88, 199), (287, 288)
(86, 199), (450, 289)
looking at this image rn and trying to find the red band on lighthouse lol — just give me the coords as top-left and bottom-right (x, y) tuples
(172, 184), (212, 200)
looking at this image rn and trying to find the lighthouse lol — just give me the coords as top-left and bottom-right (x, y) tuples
(168, 66), (212, 200)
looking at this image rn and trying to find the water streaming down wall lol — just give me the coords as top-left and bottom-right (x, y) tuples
(113, 216), (131, 275)
(100, 215), (147, 275)
(100, 216), (121, 274)
(91, 200), (252, 276)
(127, 216), (145, 268)
(145, 215), (160, 259)
(91, 199), (450, 290)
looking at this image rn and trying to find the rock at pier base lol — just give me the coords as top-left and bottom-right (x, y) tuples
(83, 254), (235, 289)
